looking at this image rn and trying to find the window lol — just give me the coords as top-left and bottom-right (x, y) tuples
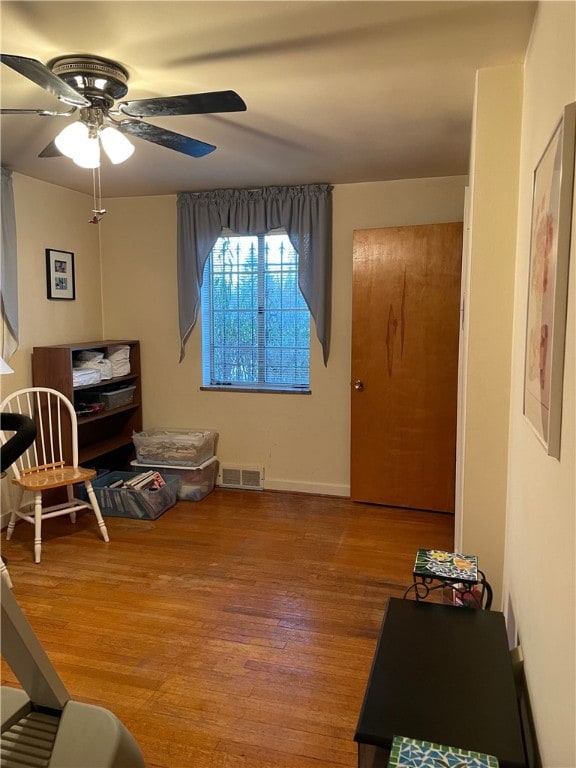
(201, 232), (310, 392)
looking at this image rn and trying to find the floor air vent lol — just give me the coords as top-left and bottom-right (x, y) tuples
(219, 465), (263, 490)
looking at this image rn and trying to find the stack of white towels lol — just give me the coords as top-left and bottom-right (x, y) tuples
(107, 345), (131, 378)
(72, 345), (131, 387)
(72, 367), (101, 387)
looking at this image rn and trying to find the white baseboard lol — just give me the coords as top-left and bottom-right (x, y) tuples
(263, 478), (350, 497)
(1, 481), (351, 527)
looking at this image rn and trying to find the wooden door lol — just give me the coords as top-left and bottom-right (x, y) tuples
(350, 223), (462, 513)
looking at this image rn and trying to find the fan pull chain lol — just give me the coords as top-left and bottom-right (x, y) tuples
(89, 166), (107, 224)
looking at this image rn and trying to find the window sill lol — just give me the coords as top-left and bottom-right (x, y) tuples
(200, 385), (311, 395)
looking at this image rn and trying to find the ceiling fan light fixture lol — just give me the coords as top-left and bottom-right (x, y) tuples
(54, 121), (89, 159)
(72, 135), (101, 169)
(99, 125), (134, 164)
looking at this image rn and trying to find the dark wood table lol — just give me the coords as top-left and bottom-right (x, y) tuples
(354, 598), (526, 768)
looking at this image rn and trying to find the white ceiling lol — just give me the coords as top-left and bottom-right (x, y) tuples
(0, 1), (536, 198)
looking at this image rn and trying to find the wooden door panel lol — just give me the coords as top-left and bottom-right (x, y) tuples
(351, 223), (462, 512)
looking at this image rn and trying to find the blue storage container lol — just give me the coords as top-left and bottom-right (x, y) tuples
(80, 471), (180, 519)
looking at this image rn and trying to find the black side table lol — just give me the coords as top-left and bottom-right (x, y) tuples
(354, 598), (526, 768)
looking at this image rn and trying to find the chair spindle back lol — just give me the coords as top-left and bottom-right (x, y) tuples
(0, 388), (80, 480)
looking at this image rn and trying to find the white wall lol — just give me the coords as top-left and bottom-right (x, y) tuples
(462, 63), (524, 610)
(99, 177), (466, 495)
(0, 173), (103, 396)
(504, 3), (575, 765)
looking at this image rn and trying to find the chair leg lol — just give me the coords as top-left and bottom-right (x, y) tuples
(6, 512), (17, 541)
(5, 486), (24, 541)
(66, 485), (77, 524)
(85, 481), (110, 543)
(0, 558), (13, 588)
(33, 491), (43, 564)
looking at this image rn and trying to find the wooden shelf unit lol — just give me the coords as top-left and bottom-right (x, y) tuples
(32, 340), (142, 470)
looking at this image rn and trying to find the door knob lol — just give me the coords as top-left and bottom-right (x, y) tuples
(354, 380), (364, 391)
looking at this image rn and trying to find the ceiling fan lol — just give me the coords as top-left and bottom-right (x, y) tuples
(0, 53), (247, 166)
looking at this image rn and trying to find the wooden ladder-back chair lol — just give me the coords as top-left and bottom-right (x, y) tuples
(0, 387), (110, 563)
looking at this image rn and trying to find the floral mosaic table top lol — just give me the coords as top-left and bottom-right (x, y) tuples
(413, 549), (479, 583)
(388, 735), (499, 768)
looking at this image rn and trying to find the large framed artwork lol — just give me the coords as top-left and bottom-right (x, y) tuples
(46, 248), (75, 301)
(524, 102), (576, 458)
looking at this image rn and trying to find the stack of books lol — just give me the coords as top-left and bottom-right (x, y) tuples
(106, 471), (165, 492)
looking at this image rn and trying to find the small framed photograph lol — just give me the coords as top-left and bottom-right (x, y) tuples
(46, 248), (75, 300)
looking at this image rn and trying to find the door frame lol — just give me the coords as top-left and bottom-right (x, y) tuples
(454, 187), (472, 552)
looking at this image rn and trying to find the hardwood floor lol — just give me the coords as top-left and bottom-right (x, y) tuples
(1, 489), (453, 768)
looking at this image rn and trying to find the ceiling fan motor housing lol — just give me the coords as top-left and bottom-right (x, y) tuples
(48, 55), (129, 108)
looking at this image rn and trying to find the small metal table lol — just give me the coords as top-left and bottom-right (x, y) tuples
(404, 549), (493, 609)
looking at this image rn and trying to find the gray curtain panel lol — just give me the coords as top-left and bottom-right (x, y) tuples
(1, 167), (18, 360)
(177, 184), (333, 365)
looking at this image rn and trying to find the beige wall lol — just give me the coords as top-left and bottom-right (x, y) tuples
(99, 177), (466, 495)
(504, 2), (575, 764)
(0, 173), (103, 526)
(0, 173), (102, 397)
(461, 63), (524, 610)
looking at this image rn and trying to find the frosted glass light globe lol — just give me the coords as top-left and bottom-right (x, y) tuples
(100, 126), (135, 164)
(54, 122), (90, 159)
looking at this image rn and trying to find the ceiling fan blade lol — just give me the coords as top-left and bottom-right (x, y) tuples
(119, 120), (216, 158)
(117, 91), (246, 118)
(0, 54), (90, 108)
(38, 140), (63, 158)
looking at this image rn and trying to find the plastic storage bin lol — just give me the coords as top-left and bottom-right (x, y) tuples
(133, 429), (218, 467)
(131, 456), (218, 501)
(79, 471), (180, 519)
(100, 385), (136, 410)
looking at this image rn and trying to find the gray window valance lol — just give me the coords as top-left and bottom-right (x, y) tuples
(177, 183), (333, 365)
